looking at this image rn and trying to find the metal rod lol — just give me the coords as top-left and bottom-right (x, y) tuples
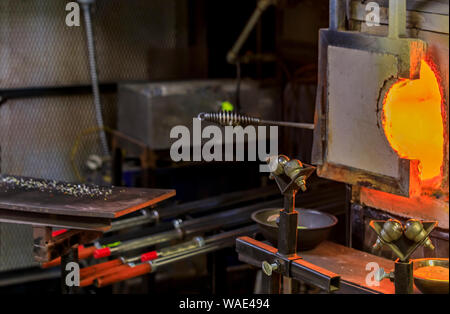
(79, 0), (109, 157)
(329, 0), (346, 31)
(198, 112), (315, 130)
(389, 0), (407, 39)
(226, 0), (275, 64)
(97, 199), (281, 257)
(260, 119), (315, 130)
(105, 185), (278, 234)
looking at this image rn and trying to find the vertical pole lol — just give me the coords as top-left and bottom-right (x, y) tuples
(345, 184), (352, 247)
(388, 0), (407, 39)
(394, 260), (413, 294)
(261, 272), (281, 294)
(277, 192), (298, 255)
(329, 0), (346, 31)
(79, 0), (110, 157)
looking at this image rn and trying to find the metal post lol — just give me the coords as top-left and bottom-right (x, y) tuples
(277, 209), (298, 255)
(79, 0), (109, 157)
(394, 260), (413, 294)
(277, 192), (298, 256)
(388, 0), (407, 39)
(226, 0), (275, 64)
(261, 272), (281, 294)
(329, 0), (346, 31)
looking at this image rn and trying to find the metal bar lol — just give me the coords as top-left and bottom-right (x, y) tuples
(102, 200), (280, 257)
(394, 260), (413, 294)
(79, 0), (109, 156)
(277, 209), (298, 256)
(260, 120), (315, 130)
(389, 0), (407, 39)
(226, 0), (275, 64)
(329, 0), (346, 31)
(0, 83), (117, 105)
(291, 258), (340, 293)
(236, 237), (341, 293)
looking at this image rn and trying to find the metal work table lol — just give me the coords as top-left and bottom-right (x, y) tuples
(300, 241), (420, 294)
(0, 176), (175, 231)
(0, 175), (175, 293)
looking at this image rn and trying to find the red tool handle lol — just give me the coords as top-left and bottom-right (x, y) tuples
(94, 247), (111, 259)
(80, 258), (123, 279)
(41, 245), (96, 269)
(140, 250), (158, 262)
(96, 263), (152, 288)
(80, 264), (129, 287)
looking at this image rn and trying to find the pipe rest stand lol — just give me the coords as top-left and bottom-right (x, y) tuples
(370, 219), (437, 294)
(236, 156), (340, 293)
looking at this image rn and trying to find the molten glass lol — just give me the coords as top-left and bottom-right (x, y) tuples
(382, 60), (444, 183)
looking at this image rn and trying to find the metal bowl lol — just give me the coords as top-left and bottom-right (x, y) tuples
(413, 258), (449, 294)
(251, 208), (338, 251)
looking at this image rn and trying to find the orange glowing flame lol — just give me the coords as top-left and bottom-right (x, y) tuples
(382, 60), (444, 183)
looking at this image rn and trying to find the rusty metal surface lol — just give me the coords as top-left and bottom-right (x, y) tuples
(0, 175), (175, 219)
(300, 240), (395, 294)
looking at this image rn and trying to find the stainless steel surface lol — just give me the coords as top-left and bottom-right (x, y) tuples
(252, 208), (338, 251)
(118, 80), (280, 151)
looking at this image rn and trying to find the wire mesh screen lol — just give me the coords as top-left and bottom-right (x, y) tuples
(0, 0), (178, 88)
(0, 0), (181, 272)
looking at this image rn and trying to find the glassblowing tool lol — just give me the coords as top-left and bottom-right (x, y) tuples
(197, 112), (315, 130)
(92, 199), (281, 259)
(78, 225), (258, 288)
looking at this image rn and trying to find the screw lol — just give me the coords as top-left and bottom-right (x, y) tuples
(262, 261), (279, 276)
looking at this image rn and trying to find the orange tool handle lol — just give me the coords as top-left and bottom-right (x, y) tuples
(80, 264), (130, 287)
(41, 246), (97, 269)
(80, 258), (123, 279)
(96, 263), (152, 288)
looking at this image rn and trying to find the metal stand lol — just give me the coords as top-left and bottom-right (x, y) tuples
(394, 260), (413, 294)
(236, 158), (340, 293)
(371, 219), (437, 294)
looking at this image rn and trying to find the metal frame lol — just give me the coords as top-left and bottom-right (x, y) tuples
(312, 0), (427, 197)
